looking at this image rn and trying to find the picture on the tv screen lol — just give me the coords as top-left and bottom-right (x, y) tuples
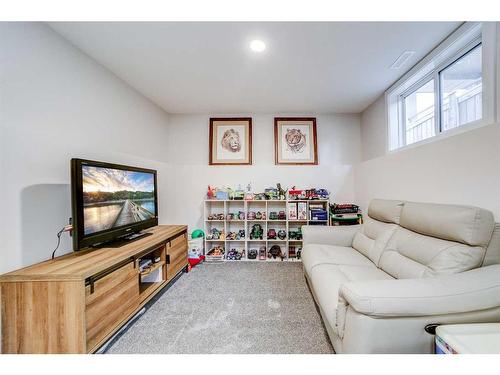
(82, 165), (156, 235)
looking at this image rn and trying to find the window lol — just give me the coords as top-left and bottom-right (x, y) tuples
(440, 44), (482, 132)
(403, 79), (436, 145)
(386, 23), (489, 152)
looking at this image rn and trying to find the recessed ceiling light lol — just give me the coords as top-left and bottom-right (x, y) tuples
(250, 40), (266, 53)
(390, 50), (415, 69)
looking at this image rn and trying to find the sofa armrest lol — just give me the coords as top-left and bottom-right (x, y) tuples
(302, 224), (361, 247)
(339, 265), (500, 317)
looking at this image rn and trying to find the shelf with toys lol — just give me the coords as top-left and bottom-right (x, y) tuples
(204, 184), (331, 262)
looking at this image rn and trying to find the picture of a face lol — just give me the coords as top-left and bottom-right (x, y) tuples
(285, 128), (306, 153)
(221, 128), (241, 153)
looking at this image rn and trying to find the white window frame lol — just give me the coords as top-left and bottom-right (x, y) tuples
(386, 22), (496, 153)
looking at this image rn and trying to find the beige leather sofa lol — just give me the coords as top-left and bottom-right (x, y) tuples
(302, 199), (500, 353)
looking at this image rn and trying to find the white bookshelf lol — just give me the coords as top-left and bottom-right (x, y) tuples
(203, 199), (329, 262)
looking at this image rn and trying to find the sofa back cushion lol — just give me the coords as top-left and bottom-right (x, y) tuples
(367, 199), (404, 224)
(352, 217), (397, 265)
(378, 201), (494, 279)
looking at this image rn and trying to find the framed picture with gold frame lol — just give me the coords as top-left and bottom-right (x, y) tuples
(274, 117), (318, 165)
(209, 118), (252, 165)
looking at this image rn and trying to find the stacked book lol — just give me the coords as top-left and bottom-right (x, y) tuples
(330, 203), (362, 226)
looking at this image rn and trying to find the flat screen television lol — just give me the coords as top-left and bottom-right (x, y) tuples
(71, 158), (158, 251)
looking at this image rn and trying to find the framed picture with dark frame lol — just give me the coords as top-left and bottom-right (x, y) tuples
(209, 118), (252, 165)
(274, 117), (318, 165)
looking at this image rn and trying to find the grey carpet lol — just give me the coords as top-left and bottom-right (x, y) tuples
(105, 262), (334, 354)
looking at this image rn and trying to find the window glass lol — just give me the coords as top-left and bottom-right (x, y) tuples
(404, 79), (435, 145)
(440, 44), (482, 131)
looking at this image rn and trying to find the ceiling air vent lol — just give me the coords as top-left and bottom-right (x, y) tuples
(390, 50), (415, 69)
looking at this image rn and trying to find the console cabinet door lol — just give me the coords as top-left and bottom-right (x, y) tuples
(85, 262), (139, 351)
(167, 232), (188, 282)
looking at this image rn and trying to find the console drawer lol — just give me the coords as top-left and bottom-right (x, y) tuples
(167, 233), (187, 280)
(85, 262), (139, 350)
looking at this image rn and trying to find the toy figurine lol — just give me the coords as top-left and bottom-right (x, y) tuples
(217, 213), (225, 220)
(208, 246), (224, 256)
(267, 228), (277, 240)
(226, 248), (243, 260)
(277, 229), (286, 240)
(227, 213), (234, 220)
(250, 224), (264, 240)
(207, 185), (216, 200)
(238, 211), (245, 220)
(238, 229), (245, 239)
(247, 211), (256, 220)
(245, 183), (254, 200)
(216, 188), (229, 200)
(259, 246), (267, 260)
(233, 185), (245, 200)
(207, 228), (222, 240)
(277, 183), (288, 200)
(268, 245), (284, 260)
(278, 211), (286, 220)
(269, 211), (278, 220)
(248, 248), (258, 259)
(255, 211), (262, 220)
(226, 231), (237, 240)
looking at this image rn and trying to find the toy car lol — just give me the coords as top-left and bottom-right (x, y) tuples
(315, 189), (330, 199)
(269, 211), (278, 220)
(288, 228), (302, 240)
(226, 248), (243, 260)
(208, 246), (224, 256)
(250, 224), (264, 240)
(248, 249), (258, 259)
(277, 230), (286, 240)
(288, 187), (306, 200)
(264, 187), (278, 200)
(267, 228), (277, 240)
(206, 228), (223, 240)
(278, 211), (286, 220)
(268, 245), (284, 260)
(232, 189), (245, 200)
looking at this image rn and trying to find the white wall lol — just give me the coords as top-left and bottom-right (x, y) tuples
(355, 96), (500, 219)
(165, 114), (361, 230)
(0, 23), (171, 273)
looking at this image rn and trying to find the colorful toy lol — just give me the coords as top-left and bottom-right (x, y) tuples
(254, 193), (267, 200)
(259, 246), (267, 260)
(238, 229), (245, 239)
(268, 245), (284, 260)
(276, 183), (287, 200)
(264, 187), (278, 200)
(191, 229), (204, 238)
(226, 231), (237, 240)
(216, 188), (229, 200)
(207, 185), (216, 200)
(247, 211), (256, 220)
(277, 229), (286, 240)
(226, 213), (234, 220)
(238, 211), (245, 220)
(206, 228), (223, 240)
(288, 228), (302, 240)
(248, 248), (258, 259)
(250, 224), (264, 240)
(278, 211), (286, 220)
(267, 228), (277, 240)
(245, 183), (254, 200)
(255, 211), (263, 220)
(269, 211), (278, 220)
(226, 248), (243, 260)
(288, 186), (306, 200)
(208, 246), (224, 256)
(232, 187), (245, 200)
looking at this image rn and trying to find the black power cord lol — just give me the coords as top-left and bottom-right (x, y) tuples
(51, 225), (73, 259)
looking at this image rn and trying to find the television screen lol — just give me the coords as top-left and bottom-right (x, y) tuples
(82, 165), (156, 235)
(71, 159), (158, 250)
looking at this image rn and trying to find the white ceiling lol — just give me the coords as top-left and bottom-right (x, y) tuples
(49, 22), (461, 114)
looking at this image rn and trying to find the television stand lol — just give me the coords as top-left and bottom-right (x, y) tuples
(0, 225), (188, 354)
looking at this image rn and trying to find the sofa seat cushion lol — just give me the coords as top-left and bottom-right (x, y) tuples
(308, 264), (393, 330)
(302, 244), (375, 275)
